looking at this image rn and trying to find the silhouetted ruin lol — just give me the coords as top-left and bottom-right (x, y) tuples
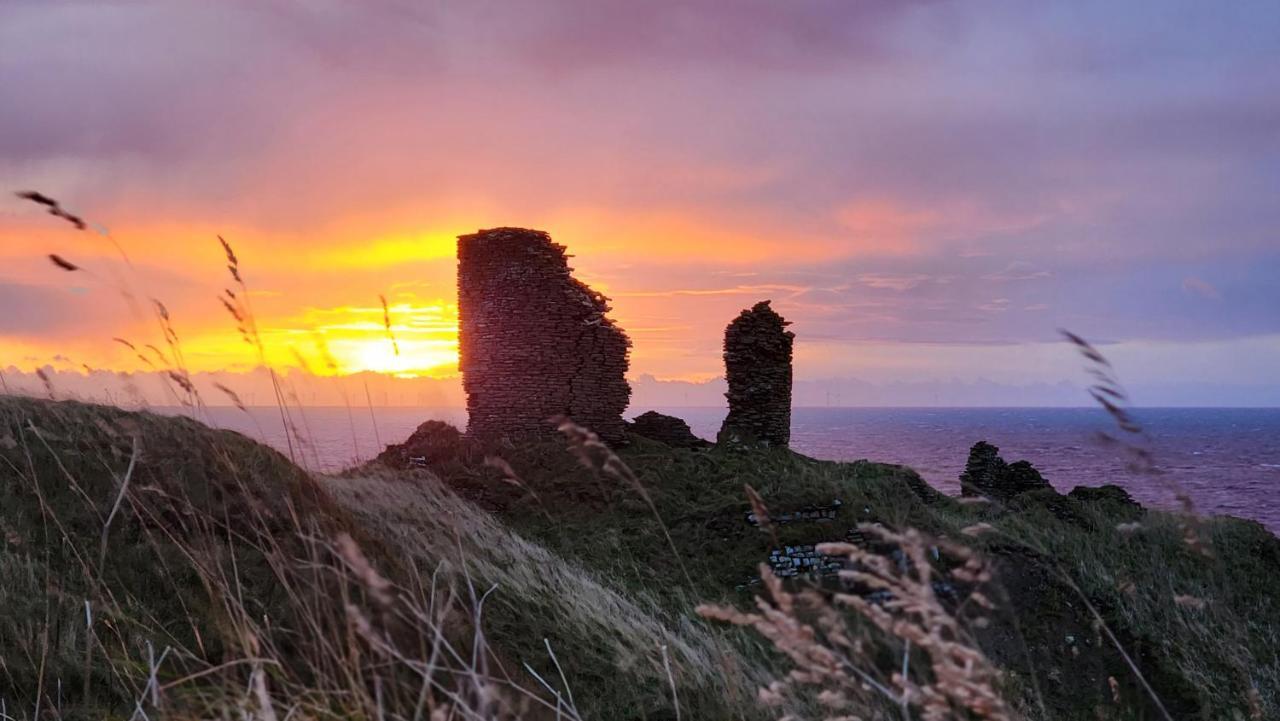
(627, 411), (710, 449)
(718, 300), (794, 447)
(376, 420), (462, 469)
(959, 441), (1052, 501)
(457, 227), (631, 443)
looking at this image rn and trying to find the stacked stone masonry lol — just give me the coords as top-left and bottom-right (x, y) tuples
(959, 441), (1052, 501)
(745, 500), (842, 526)
(457, 227), (631, 444)
(755, 525), (881, 582)
(768, 544), (845, 578)
(719, 300), (794, 447)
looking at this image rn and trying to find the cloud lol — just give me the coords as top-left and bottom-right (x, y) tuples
(2, 1), (1279, 384)
(4, 0), (1276, 258)
(469, 0), (933, 73)
(856, 273), (937, 291)
(983, 261), (1052, 282)
(614, 284), (811, 299)
(1181, 276), (1222, 301)
(0, 281), (122, 335)
(683, 251), (1280, 346)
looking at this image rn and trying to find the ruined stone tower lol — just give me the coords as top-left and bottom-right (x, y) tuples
(718, 300), (794, 447)
(457, 227), (631, 443)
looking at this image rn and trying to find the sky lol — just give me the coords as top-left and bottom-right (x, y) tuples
(1, 1), (1278, 405)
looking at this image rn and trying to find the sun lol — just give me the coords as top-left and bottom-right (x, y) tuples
(288, 298), (461, 378)
(321, 337), (454, 378)
(352, 341), (407, 375)
(350, 340), (446, 377)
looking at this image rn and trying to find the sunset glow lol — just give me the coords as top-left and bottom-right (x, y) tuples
(167, 299), (460, 378)
(313, 301), (459, 378)
(2, 2), (1278, 404)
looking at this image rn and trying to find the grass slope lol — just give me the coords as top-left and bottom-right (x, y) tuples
(423, 433), (1280, 719)
(0, 396), (364, 713)
(3, 396), (1278, 720)
(320, 470), (772, 719)
(0, 398), (772, 719)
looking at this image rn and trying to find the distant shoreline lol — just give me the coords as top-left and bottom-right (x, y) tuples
(140, 403), (1280, 411)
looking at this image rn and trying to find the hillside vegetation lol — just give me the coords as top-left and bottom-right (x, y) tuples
(2, 395), (1278, 720)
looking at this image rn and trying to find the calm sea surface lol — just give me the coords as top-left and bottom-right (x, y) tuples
(163, 406), (1280, 531)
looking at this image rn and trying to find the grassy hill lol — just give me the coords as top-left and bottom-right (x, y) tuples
(2, 396), (1278, 719)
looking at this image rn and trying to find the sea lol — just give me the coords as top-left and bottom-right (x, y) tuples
(166, 406), (1280, 532)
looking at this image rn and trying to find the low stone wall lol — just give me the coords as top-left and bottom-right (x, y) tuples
(745, 500), (842, 526)
(768, 543), (846, 578)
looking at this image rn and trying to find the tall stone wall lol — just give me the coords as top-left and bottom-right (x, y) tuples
(718, 300), (794, 447)
(457, 227), (631, 443)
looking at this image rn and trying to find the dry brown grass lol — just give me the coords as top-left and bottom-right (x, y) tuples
(381, 293), (401, 357)
(700, 522), (1013, 721)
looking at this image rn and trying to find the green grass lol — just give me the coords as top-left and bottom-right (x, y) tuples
(424, 432), (1280, 719)
(321, 469), (774, 720)
(0, 395), (399, 716)
(3, 396), (1278, 720)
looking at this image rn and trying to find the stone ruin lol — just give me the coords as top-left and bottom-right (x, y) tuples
(626, 411), (710, 449)
(457, 227), (631, 444)
(959, 441), (1052, 501)
(376, 420), (461, 469)
(959, 441), (1146, 525)
(718, 300), (794, 447)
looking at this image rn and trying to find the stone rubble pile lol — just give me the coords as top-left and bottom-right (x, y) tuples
(718, 300), (794, 447)
(376, 420), (461, 469)
(457, 227), (631, 444)
(626, 411), (710, 449)
(959, 441), (1053, 501)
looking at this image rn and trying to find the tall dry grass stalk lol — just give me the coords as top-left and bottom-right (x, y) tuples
(17, 191), (86, 230)
(700, 523), (1013, 721)
(217, 235), (298, 455)
(23, 190), (375, 473)
(1060, 329), (1209, 558)
(381, 294), (401, 357)
(20, 191), (205, 410)
(18, 187), (345, 467)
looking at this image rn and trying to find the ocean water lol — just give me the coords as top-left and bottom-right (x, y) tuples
(165, 406), (1280, 531)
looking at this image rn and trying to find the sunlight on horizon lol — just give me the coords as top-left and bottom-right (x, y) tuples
(290, 299), (459, 378)
(128, 298), (465, 379)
